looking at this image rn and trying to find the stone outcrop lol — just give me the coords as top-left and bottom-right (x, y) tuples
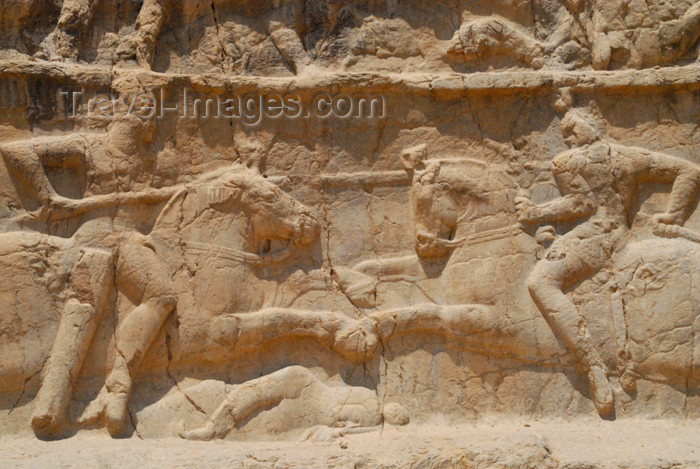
(0, 1), (699, 466)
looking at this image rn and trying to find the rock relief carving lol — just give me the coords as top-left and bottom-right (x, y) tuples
(0, 135), (386, 438)
(324, 103), (700, 419)
(0, 126), (511, 439)
(0, 101), (699, 441)
(332, 143), (520, 308)
(12, 0), (358, 72)
(1, 2), (700, 447)
(177, 365), (408, 441)
(516, 102), (700, 415)
(5, 1), (700, 72)
(446, 0), (700, 70)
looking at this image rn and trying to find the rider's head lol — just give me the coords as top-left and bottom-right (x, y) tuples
(561, 108), (605, 147)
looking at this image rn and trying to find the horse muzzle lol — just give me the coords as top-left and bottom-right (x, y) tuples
(292, 214), (320, 247)
(415, 232), (465, 258)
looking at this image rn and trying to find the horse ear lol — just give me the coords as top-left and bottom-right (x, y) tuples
(401, 144), (428, 171)
(245, 154), (267, 175)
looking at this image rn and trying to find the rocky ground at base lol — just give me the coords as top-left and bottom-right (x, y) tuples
(2, 420), (698, 468)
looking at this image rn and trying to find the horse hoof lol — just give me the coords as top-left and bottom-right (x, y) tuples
(589, 365), (614, 417)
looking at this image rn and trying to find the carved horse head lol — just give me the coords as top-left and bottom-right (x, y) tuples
(401, 144), (518, 259)
(401, 145), (482, 258)
(153, 164), (320, 267)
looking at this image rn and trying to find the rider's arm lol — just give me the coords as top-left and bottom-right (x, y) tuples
(650, 152), (699, 225)
(0, 135), (87, 206)
(531, 191), (596, 223)
(522, 155), (596, 223)
(623, 146), (700, 225)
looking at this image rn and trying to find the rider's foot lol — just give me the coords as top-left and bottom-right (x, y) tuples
(588, 364), (614, 416)
(31, 383), (72, 439)
(620, 366), (639, 393)
(178, 420), (216, 441)
(31, 410), (63, 439)
(105, 392), (129, 437)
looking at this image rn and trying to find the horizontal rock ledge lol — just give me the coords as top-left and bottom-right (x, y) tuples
(2, 59), (700, 97)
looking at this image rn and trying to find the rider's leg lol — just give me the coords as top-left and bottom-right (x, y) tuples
(32, 247), (114, 438)
(527, 254), (614, 415)
(54, 0), (99, 60)
(267, 2), (311, 73)
(647, 2), (700, 66)
(672, 2), (700, 57)
(104, 237), (175, 435)
(179, 366), (317, 440)
(133, 0), (167, 69)
(268, 22), (312, 73)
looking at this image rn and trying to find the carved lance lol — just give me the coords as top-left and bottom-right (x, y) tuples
(320, 170), (521, 246)
(13, 186), (184, 223)
(321, 170), (412, 188)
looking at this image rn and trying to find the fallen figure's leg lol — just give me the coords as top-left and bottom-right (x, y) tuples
(178, 366), (407, 440)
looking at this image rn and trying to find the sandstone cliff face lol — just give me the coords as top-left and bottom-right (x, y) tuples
(0, 0), (699, 458)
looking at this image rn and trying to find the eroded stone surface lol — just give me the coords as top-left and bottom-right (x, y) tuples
(0, 1), (700, 467)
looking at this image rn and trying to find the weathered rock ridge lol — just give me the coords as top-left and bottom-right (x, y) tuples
(0, 1), (699, 467)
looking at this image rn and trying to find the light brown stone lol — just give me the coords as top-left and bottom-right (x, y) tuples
(1, 1), (700, 467)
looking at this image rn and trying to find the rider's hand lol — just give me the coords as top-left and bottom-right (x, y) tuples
(653, 212), (684, 226)
(515, 196), (540, 223)
(333, 316), (379, 362)
(651, 212), (684, 239)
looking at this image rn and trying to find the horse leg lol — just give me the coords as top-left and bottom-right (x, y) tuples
(31, 247), (114, 438)
(335, 255), (424, 308)
(100, 236), (175, 436)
